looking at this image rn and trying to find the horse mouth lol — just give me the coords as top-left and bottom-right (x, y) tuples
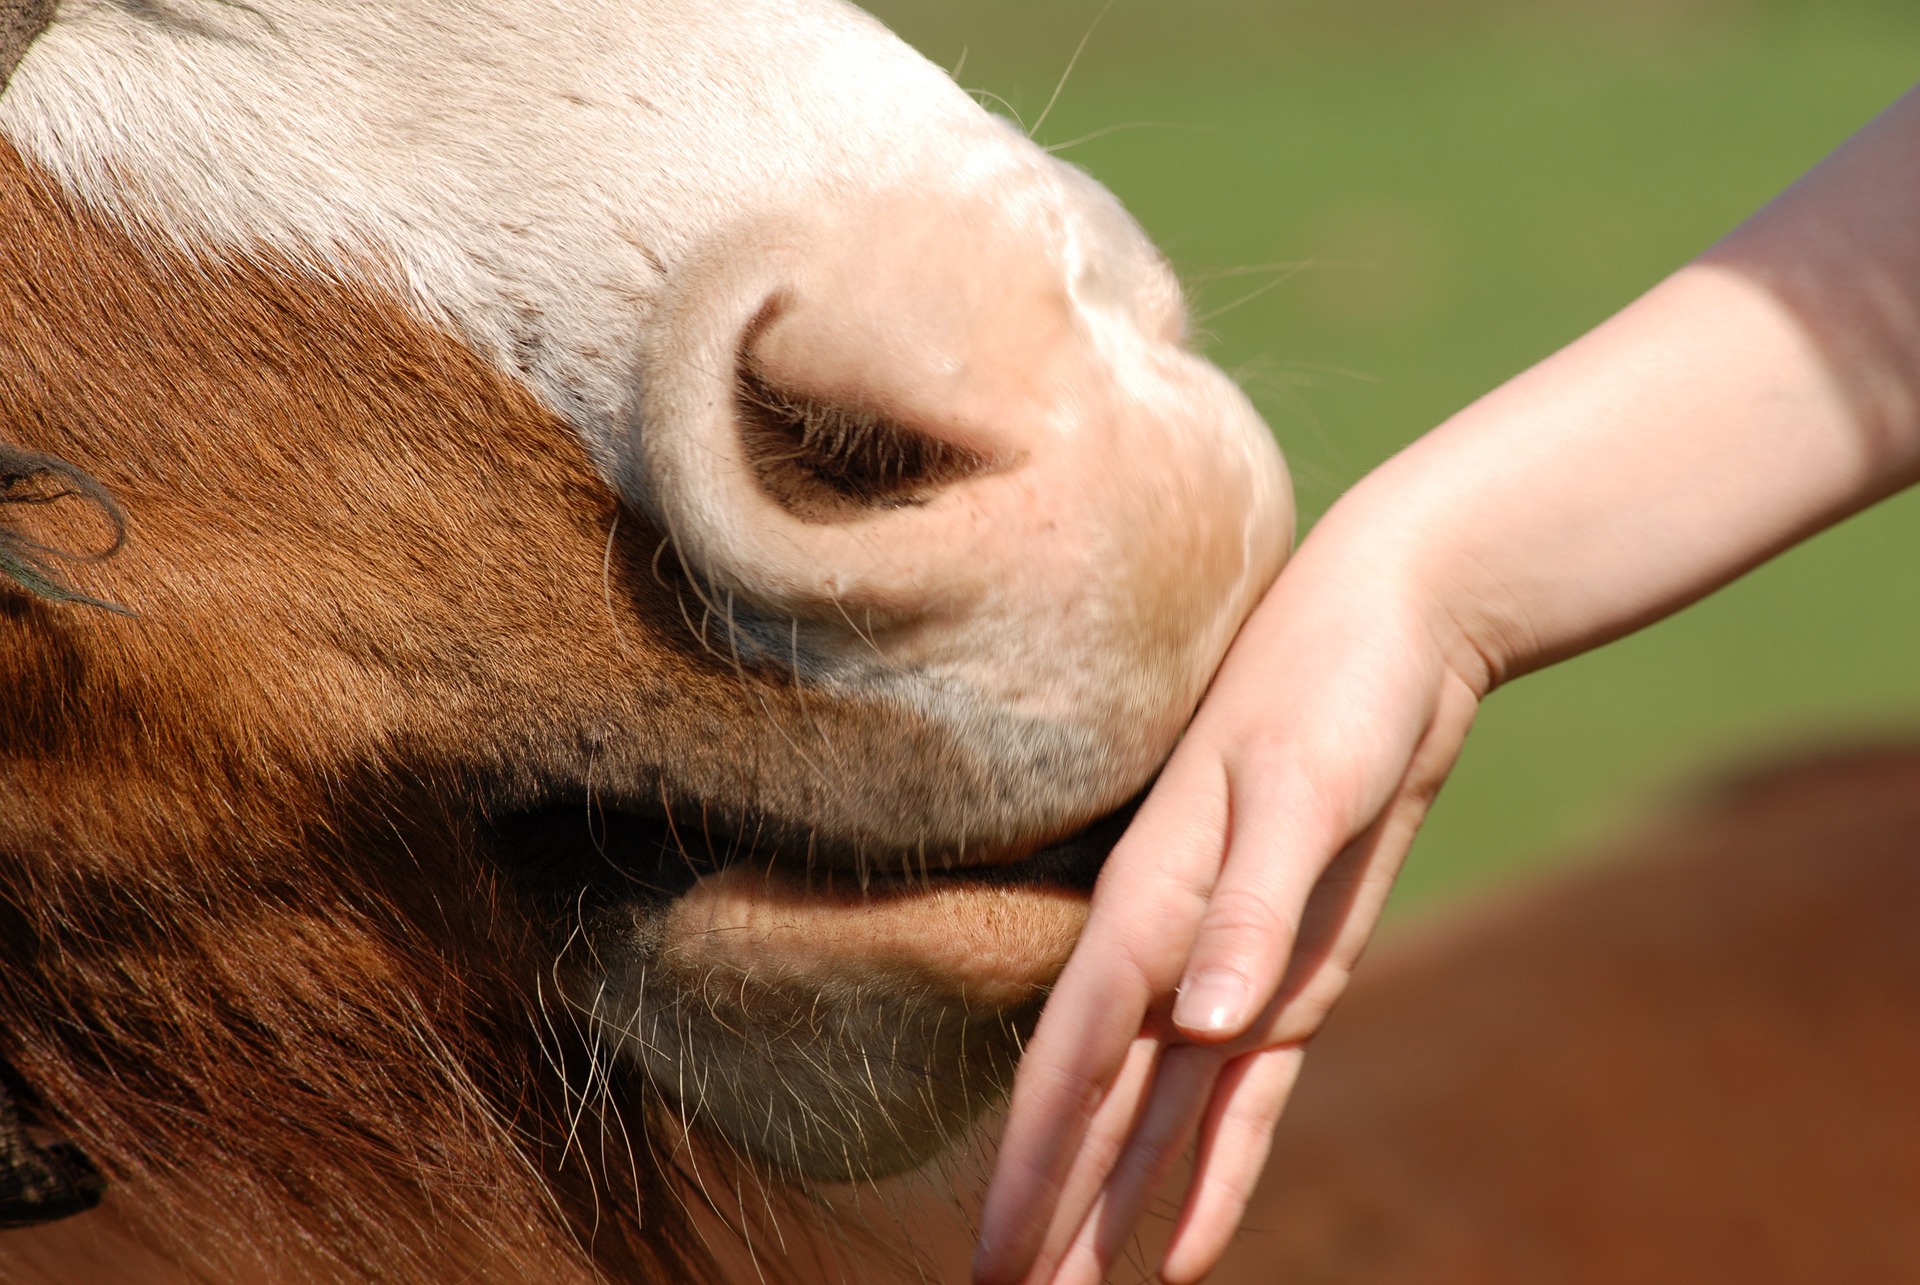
(799, 799), (1135, 895)
(490, 795), (1139, 1002)
(488, 792), (1145, 1179)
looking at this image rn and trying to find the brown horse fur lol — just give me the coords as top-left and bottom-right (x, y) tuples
(0, 136), (905, 1283)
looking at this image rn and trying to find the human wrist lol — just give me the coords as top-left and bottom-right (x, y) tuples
(1284, 476), (1511, 699)
(1313, 256), (1897, 696)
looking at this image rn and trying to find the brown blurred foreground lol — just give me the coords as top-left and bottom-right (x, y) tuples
(770, 742), (1920, 1283)
(1225, 742), (1920, 1282)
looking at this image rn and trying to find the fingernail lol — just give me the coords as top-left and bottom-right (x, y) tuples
(1174, 970), (1248, 1035)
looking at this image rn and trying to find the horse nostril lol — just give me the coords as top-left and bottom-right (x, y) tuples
(734, 359), (990, 525)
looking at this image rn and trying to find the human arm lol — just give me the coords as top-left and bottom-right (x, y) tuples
(975, 80), (1920, 1285)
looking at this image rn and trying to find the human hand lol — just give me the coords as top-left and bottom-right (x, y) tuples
(973, 507), (1486, 1285)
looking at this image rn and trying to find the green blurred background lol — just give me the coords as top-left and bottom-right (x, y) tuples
(863, 0), (1920, 916)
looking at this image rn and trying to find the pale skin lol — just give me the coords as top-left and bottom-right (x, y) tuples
(975, 82), (1920, 1285)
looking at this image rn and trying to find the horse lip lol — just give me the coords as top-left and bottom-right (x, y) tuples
(485, 785), (1146, 904)
(898, 791), (1142, 892)
(651, 802), (1151, 1007)
(733, 786), (1146, 896)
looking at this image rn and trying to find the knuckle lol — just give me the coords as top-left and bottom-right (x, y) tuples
(1201, 886), (1291, 945)
(1107, 920), (1186, 991)
(1239, 727), (1367, 826)
(1035, 1058), (1117, 1122)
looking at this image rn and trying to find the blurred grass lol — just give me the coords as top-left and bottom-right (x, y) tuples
(862, 0), (1920, 913)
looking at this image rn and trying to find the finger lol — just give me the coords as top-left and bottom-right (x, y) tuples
(1001, 1035), (1161, 1285)
(1186, 811), (1415, 1059)
(975, 764), (1231, 1284)
(1266, 821), (1401, 1041)
(1171, 645), (1454, 1042)
(1257, 674), (1479, 1045)
(988, 749), (1386, 1280)
(1169, 748), (1366, 1040)
(1045, 1044), (1226, 1285)
(1190, 668), (1474, 1044)
(972, 923), (1179, 1285)
(1160, 1046), (1303, 1285)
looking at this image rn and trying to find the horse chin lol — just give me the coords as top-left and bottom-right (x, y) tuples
(567, 810), (1128, 1180)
